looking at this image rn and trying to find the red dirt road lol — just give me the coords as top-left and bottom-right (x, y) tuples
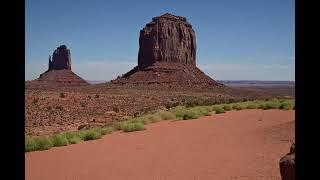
(25, 109), (295, 180)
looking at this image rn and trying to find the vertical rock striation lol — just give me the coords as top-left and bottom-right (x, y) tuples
(138, 13), (196, 67)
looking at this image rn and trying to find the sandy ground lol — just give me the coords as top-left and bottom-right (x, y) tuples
(25, 109), (295, 180)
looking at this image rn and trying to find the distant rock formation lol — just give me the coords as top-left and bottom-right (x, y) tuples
(26, 45), (88, 89)
(48, 45), (71, 70)
(138, 13), (196, 67)
(279, 142), (295, 180)
(112, 13), (223, 89)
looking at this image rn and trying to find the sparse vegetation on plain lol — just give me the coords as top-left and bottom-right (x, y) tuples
(25, 99), (294, 152)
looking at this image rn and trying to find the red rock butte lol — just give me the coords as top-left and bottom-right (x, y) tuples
(26, 45), (89, 88)
(112, 13), (224, 88)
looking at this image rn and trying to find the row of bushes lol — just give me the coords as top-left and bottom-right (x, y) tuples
(26, 99), (294, 152)
(25, 127), (113, 152)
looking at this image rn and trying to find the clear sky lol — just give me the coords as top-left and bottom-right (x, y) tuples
(26, 0), (295, 81)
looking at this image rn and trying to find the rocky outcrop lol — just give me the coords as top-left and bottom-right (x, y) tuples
(112, 13), (223, 89)
(279, 143), (295, 180)
(48, 45), (71, 71)
(26, 45), (88, 89)
(138, 13), (196, 67)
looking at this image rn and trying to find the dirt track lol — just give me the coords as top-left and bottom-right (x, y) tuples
(25, 109), (294, 180)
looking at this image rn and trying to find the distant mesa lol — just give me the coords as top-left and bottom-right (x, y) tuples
(112, 13), (224, 88)
(26, 45), (89, 88)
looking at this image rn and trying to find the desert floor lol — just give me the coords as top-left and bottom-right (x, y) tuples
(25, 109), (294, 180)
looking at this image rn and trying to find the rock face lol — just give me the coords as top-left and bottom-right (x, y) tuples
(279, 143), (295, 180)
(112, 13), (223, 89)
(138, 13), (196, 67)
(48, 45), (71, 70)
(26, 45), (89, 89)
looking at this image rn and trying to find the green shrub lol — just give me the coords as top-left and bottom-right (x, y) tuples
(25, 136), (53, 152)
(258, 104), (266, 109)
(215, 108), (226, 114)
(100, 127), (114, 135)
(67, 136), (82, 144)
(158, 111), (176, 120)
(171, 106), (188, 118)
(82, 130), (102, 141)
(123, 122), (145, 132)
(112, 122), (127, 130)
(144, 114), (161, 123)
(264, 102), (280, 110)
(222, 105), (232, 111)
(246, 104), (257, 109)
(196, 107), (210, 116)
(49, 134), (69, 147)
(232, 104), (244, 110)
(182, 110), (200, 120)
(279, 102), (293, 110)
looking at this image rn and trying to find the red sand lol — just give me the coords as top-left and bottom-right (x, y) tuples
(25, 109), (295, 180)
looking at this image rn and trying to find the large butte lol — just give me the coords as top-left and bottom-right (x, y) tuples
(26, 45), (89, 89)
(112, 13), (224, 89)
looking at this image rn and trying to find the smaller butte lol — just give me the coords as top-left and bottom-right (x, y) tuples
(26, 45), (89, 89)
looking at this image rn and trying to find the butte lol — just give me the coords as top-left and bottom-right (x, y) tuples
(26, 45), (89, 88)
(111, 13), (224, 89)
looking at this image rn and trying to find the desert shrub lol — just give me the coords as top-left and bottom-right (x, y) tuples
(144, 114), (161, 123)
(246, 104), (257, 109)
(211, 105), (222, 111)
(49, 134), (69, 147)
(193, 107), (210, 116)
(63, 132), (83, 144)
(264, 101), (280, 110)
(182, 110), (200, 120)
(100, 127), (114, 135)
(67, 136), (82, 144)
(279, 102), (291, 110)
(123, 122), (145, 132)
(112, 122), (127, 130)
(95, 94), (99, 98)
(171, 106), (188, 119)
(201, 108), (210, 116)
(157, 110), (176, 120)
(60, 92), (65, 98)
(222, 105), (232, 111)
(232, 104), (244, 111)
(215, 107), (226, 114)
(25, 136), (53, 152)
(279, 101), (293, 110)
(81, 130), (102, 141)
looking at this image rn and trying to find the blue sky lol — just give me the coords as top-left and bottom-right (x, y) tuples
(26, 0), (295, 81)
